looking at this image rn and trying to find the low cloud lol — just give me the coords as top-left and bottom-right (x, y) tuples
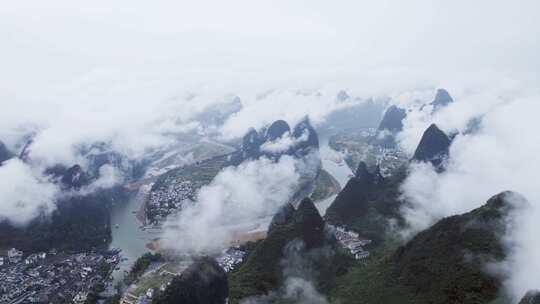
(260, 129), (309, 154)
(161, 155), (303, 254)
(219, 89), (368, 140)
(0, 159), (58, 226)
(85, 164), (123, 192)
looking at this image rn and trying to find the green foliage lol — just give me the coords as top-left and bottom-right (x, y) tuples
(328, 245), (415, 304)
(153, 257), (228, 304)
(325, 169), (406, 242)
(229, 223), (296, 302)
(125, 252), (164, 285)
(228, 198), (342, 303)
(327, 194), (512, 304)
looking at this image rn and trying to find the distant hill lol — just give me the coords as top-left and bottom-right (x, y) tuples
(318, 97), (385, 134)
(378, 105), (407, 133)
(430, 88), (454, 113)
(412, 123), (451, 169)
(230, 118), (319, 165)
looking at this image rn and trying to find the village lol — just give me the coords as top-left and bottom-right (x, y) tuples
(146, 180), (195, 225)
(215, 247), (246, 273)
(0, 248), (121, 304)
(329, 225), (372, 260)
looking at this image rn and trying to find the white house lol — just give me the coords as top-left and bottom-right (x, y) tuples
(7, 248), (23, 263)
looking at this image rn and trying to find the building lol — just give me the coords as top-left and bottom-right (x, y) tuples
(7, 248), (23, 263)
(330, 225), (372, 260)
(355, 251), (370, 260)
(73, 292), (88, 304)
(25, 253), (43, 265)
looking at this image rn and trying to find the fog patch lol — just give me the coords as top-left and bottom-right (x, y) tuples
(161, 155), (302, 254)
(0, 159), (58, 226)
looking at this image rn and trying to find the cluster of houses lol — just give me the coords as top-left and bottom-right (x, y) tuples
(330, 225), (372, 260)
(146, 180), (195, 224)
(0, 248), (120, 304)
(375, 147), (409, 177)
(127, 286), (166, 304)
(216, 248), (246, 272)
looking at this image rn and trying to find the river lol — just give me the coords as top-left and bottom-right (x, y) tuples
(315, 137), (353, 215)
(108, 191), (154, 283)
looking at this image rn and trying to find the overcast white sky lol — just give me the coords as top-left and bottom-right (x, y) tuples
(2, 0), (539, 94)
(1, 0), (538, 155)
(1, 0), (538, 183)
